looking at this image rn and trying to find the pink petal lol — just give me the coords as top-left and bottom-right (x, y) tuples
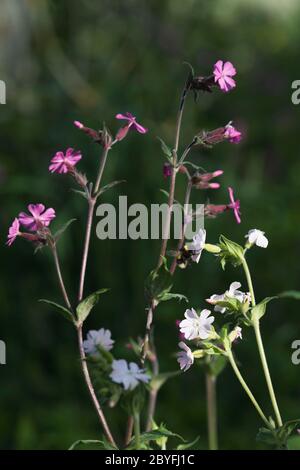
(74, 120), (84, 129)
(214, 60), (224, 73)
(115, 113), (130, 121)
(223, 61), (236, 76)
(224, 76), (236, 89)
(40, 208), (56, 225)
(228, 187), (235, 205)
(133, 122), (148, 134)
(218, 77), (229, 92)
(28, 204), (45, 217)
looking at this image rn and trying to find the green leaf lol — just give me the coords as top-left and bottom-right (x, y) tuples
(159, 292), (188, 303)
(256, 427), (277, 447)
(96, 180), (126, 198)
(157, 137), (173, 161)
(76, 289), (109, 325)
(69, 439), (117, 450)
(127, 424), (184, 450)
(287, 435), (300, 450)
(177, 436), (200, 450)
(279, 290), (300, 300)
(257, 419), (300, 449)
(71, 189), (89, 200)
(218, 235), (244, 270)
(144, 258), (173, 304)
(53, 219), (76, 242)
(251, 297), (277, 322)
(39, 299), (74, 323)
(206, 355), (228, 377)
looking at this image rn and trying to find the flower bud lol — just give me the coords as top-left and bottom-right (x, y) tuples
(203, 243), (221, 254)
(74, 121), (112, 148)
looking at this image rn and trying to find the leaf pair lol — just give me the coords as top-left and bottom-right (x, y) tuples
(40, 288), (109, 326)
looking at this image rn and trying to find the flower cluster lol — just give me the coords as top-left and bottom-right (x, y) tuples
(206, 281), (251, 314)
(84, 328), (150, 391)
(7, 204), (56, 246)
(110, 360), (150, 391)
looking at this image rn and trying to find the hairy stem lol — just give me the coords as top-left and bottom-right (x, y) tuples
(170, 179), (192, 275)
(77, 325), (117, 446)
(205, 373), (218, 450)
(253, 319), (283, 427)
(124, 415), (134, 447)
(134, 412), (141, 450)
(78, 147), (109, 302)
(241, 257), (283, 427)
(51, 245), (72, 310)
(143, 79), (190, 430)
(227, 350), (270, 428)
(78, 198), (95, 302)
(145, 348), (159, 432)
(94, 146), (109, 195)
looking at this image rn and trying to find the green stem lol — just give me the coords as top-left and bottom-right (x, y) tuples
(134, 412), (141, 450)
(227, 350), (270, 428)
(205, 373), (218, 450)
(253, 319), (283, 427)
(241, 257), (283, 428)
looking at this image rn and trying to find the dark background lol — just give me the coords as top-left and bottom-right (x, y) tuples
(1, 0), (300, 450)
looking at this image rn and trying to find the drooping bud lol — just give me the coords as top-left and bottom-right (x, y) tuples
(74, 121), (112, 148)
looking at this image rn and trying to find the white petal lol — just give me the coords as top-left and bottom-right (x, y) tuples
(256, 233), (268, 248)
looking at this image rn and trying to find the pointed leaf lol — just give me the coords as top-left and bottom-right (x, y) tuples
(157, 137), (173, 160)
(39, 299), (74, 323)
(158, 292), (188, 303)
(177, 436), (200, 450)
(251, 297), (277, 322)
(69, 439), (117, 450)
(96, 180), (126, 198)
(76, 289), (109, 325)
(279, 291), (300, 300)
(54, 219), (76, 242)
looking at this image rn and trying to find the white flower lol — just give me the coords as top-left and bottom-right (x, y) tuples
(245, 229), (268, 248)
(83, 328), (114, 355)
(187, 228), (206, 263)
(206, 282), (250, 313)
(179, 308), (214, 340)
(229, 326), (243, 343)
(110, 359), (150, 391)
(177, 342), (194, 372)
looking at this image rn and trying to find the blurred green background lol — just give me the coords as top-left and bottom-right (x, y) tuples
(1, 0), (300, 450)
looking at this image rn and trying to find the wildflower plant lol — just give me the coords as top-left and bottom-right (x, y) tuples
(6, 58), (300, 451)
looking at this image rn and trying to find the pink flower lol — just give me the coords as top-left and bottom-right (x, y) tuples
(49, 148), (82, 174)
(224, 124), (242, 143)
(213, 60), (236, 92)
(115, 112), (147, 141)
(228, 187), (241, 224)
(6, 218), (20, 246)
(204, 204), (227, 218)
(192, 170), (223, 189)
(74, 120), (84, 129)
(19, 204), (56, 231)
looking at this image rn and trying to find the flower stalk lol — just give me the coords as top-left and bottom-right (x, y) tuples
(227, 349), (271, 428)
(241, 256), (283, 427)
(205, 373), (218, 450)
